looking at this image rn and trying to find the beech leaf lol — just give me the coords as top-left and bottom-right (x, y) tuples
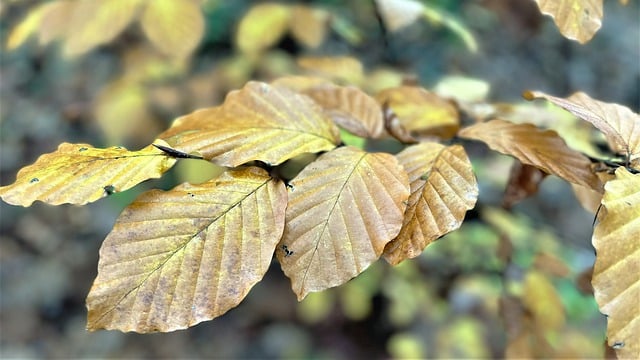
(459, 119), (602, 191)
(502, 160), (549, 209)
(0, 140), (177, 206)
(86, 167), (287, 333)
(289, 5), (330, 49)
(161, 81), (341, 167)
(278, 146), (410, 300)
(236, 3), (291, 56)
(524, 91), (640, 167)
(533, 0), (602, 43)
(592, 167), (640, 359)
(383, 143), (478, 265)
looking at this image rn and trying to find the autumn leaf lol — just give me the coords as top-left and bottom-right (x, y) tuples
(161, 81), (341, 167)
(278, 146), (410, 300)
(533, 0), (603, 43)
(383, 143), (478, 265)
(289, 5), (330, 48)
(297, 56), (365, 85)
(86, 167), (287, 333)
(591, 167), (640, 359)
(375, 0), (425, 32)
(0, 141), (177, 206)
(458, 119), (602, 191)
(502, 160), (549, 209)
(303, 85), (385, 138)
(236, 3), (291, 56)
(524, 91), (640, 168)
(6, 2), (57, 50)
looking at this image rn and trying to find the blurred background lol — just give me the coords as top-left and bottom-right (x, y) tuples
(1, 0), (638, 358)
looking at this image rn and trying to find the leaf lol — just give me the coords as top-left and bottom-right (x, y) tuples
(383, 143), (478, 265)
(289, 5), (330, 48)
(0, 140), (177, 206)
(5, 2), (56, 50)
(297, 56), (365, 85)
(86, 167), (287, 333)
(303, 85), (385, 138)
(533, 0), (602, 43)
(375, 0), (425, 32)
(278, 146), (410, 300)
(524, 91), (640, 167)
(161, 81), (341, 167)
(458, 119), (602, 190)
(376, 86), (460, 140)
(591, 167), (640, 359)
(140, 0), (204, 59)
(235, 3), (291, 56)
(502, 160), (549, 209)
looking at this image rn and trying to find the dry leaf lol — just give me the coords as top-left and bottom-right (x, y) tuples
(523, 270), (566, 331)
(592, 167), (640, 359)
(86, 167), (287, 332)
(383, 143), (478, 265)
(289, 5), (329, 48)
(533, 0), (603, 43)
(278, 146), (410, 300)
(458, 119), (602, 191)
(236, 3), (291, 56)
(502, 160), (549, 209)
(0, 140), (176, 206)
(269, 75), (334, 93)
(297, 56), (365, 85)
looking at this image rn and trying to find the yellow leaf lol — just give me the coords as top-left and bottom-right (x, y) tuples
(458, 119), (602, 191)
(87, 167), (287, 332)
(303, 85), (385, 138)
(383, 143), (478, 265)
(522, 271), (566, 332)
(592, 167), (640, 359)
(161, 81), (341, 167)
(289, 5), (329, 48)
(0, 140), (176, 206)
(533, 0), (602, 43)
(5, 2), (56, 50)
(140, 0), (204, 59)
(235, 3), (291, 56)
(297, 56), (365, 85)
(278, 146), (410, 300)
(524, 91), (640, 167)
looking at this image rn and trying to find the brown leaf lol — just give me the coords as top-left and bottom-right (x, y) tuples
(458, 119), (602, 190)
(86, 167), (287, 332)
(289, 5), (330, 48)
(524, 91), (640, 167)
(502, 160), (549, 209)
(383, 143), (478, 265)
(236, 3), (291, 56)
(161, 81), (341, 167)
(303, 85), (385, 138)
(592, 167), (640, 359)
(0, 140), (176, 206)
(533, 0), (603, 43)
(278, 146), (410, 300)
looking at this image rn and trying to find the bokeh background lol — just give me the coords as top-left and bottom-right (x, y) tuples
(1, 0), (638, 358)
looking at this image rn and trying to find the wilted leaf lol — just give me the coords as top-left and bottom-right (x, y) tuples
(303, 85), (385, 138)
(592, 167), (640, 359)
(376, 86), (460, 140)
(87, 167), (287, 332)
(524, 91), (640, 167)
(289, 5), (329, 48)
(140, 0), (204, 59)
(383, 143), (478, 265)
(459, 119), (602, 190)
(278, 146), (410, 300)
(533, 0), (602, 43)
(0, 140), (176, 206)
(297, 56), (364, 85)
(502, 160), (549, 209)
(236, 3), (291, 56)
(375, 0), (425, 32)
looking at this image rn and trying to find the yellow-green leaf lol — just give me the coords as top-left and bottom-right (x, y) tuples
(592, 167), (640, 359)
(383, 143), (478, 265)
(458, 119), (602, 191)
(235, 3), (291, 56)
(86, 167), (287, 333)
(533, 0), (602, 43)
(5, 2), (56, 50)
(278, 146), (410, 300)
(0, 141), (176, 206)
(162, 81), (341, 167)
(140, 0), (204, 59)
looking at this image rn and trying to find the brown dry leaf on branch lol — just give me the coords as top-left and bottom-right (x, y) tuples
(86, 167), (287, 333)
(0, 140), (176, 206)
(458, 119), (602, 191)
(278, 146), (410, 300)
(591, 167), (640, 359)
(502, 160), (549, 209)
(383, 142), (478, 265)
(524, 91), (640, 168)
(160, 81), (341, 167)
(533, 0), (603, 43)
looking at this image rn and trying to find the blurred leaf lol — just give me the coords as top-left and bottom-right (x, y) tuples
(523, 270), (566, 331)
(421, 2), (478, 52)
(161, 81), (341, 167)
(236, 2), (291, 56)
(533, 0), (602, 43)
(502, 160), (548, 209)
(87, 167), (287, 332)
(592, 167), (640, 359)
(140, 0), (205, 59)
(270, 75), (334, 93)
(278, 146), (410, 300)
(436, 318), (490, 358)
(433, 75), (490, 103)
(387, 332), (426, 359)
(289, 5), (329, 48)
(6, 2), (55, 50)
(297, 56), (364, 85)
(375, 0), (424, 31)
(384, 143), (478, 265)
(0, 141), (176, 206)
(459, 119), (602, 190)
